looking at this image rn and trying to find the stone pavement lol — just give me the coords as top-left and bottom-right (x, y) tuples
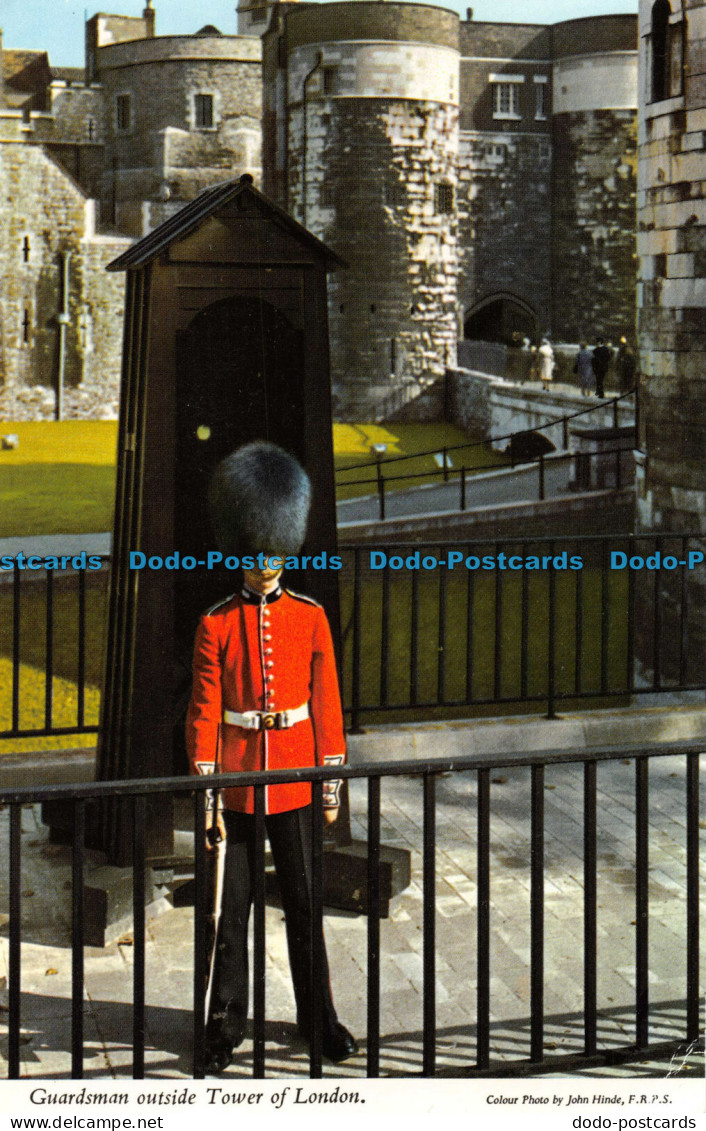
(0, 749), (703, 1081)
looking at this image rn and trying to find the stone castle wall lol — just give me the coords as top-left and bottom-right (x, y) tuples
(635, 0), (706, 676)
(551, 108), (637, 341)
(98, 35), (262, 235)
(283, 7), (459, 419)
(0, 143), (129, 419)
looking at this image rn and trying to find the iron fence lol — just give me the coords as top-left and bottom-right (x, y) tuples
(341, 446), (635, 522)
(0, 741), (701, 1079)
(1, 534), (704, 739)
(342, 533), (706, 729)
(335, 387), (637, 487)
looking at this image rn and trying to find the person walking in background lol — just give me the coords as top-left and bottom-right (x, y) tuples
(592, 336), (613, 398)
(538, 338), (554, 390)
(617, 336), (636, 393)
(574, 342), (595, 397)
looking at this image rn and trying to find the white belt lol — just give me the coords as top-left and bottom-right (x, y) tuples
(223, 703), (309, 731)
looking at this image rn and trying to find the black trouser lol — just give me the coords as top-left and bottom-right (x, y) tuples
(208, 805), (338, 1041)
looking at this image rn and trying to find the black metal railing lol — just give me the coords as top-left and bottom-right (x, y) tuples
(335, 387), (637, 487)
(1, 534), (704, 739)
(340, 446), (635, 522)
(0, 557), (109, 740)
(0, 740), (701, 1079)
(341, 533), (706, 729)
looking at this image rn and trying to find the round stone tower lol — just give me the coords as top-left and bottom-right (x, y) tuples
(96, 29), (262, 236)
(265, 1), (460, 420)
(550, 15), (638, 343)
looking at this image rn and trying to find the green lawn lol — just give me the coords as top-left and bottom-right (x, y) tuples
(0, 422), (118, 537)
(338, 558), (631, 725)
(0, 420), (500, 535)
(334, 423), (506, 500)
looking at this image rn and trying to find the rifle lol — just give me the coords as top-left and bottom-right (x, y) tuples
(198, 727), (226, 1023)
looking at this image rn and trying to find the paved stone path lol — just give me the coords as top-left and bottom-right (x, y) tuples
(0, 752), (703, 1080)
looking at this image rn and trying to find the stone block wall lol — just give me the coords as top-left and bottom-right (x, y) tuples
(289, 95), (458, 419)
(551, 109), (637, 342)
(97, 35), (262, 235)
(281, 8), (460, 420)
(635, 0), (706, 673)
(458, 132), (552, 330)
(0, 145), (129, 419)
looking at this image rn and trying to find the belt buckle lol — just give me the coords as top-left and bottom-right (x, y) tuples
(262, 713), (277, 730)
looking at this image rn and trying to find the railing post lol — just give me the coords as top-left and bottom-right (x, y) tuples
(132, 794), (146, 1080)
(476, 769), (490, 1069)
(635, 757), (649, 1048)
(583, 762), (597, 1056)
(309, 781), (324, 1079)
(562, 417), (569, 450)
(460, 466), (466, 511)
(367, 776), (381, 1078)
(530, 764), (545, 1064)
(71, 798), (85, 1079)
(686, 753), (700, 1042)
(612, 396), (619, 430)
(253, 785), (266, 1079)
(422, 773), (436, 1078)
(8, 804), (22, 1079)
(192, 790), (208, 1080)
(377, 463), (386, 521)
(12, 565), (21, 735)
(350, 547), (362, 732)
(442, 446), (449, 482)
(546, 546), (557, 719)
(538, 452), (545, 501)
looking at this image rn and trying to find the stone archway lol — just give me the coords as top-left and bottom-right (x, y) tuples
(464, 293), (539, 345)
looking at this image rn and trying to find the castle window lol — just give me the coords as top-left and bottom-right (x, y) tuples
(435, 182), (455, 214)
(322, 67), (337, 96)
(116, 93), (132, 132)
(491, 76), (523, 120)
(87, 118), (96, 141)
(651, 0), (671, 102)
(534, 76), (548, 120)
(22, 308), (31, 345)
(668, 21), (685, 98)
(194, 93), (215, 129)
(384, 179), (405, 208)
(22, 236), (30, 263)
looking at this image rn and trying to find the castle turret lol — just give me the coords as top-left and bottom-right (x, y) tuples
(550, 15), (638, 342)
(264, 1), (460, 419)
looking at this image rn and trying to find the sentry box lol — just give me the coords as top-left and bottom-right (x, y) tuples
(99, 175), (346, 862)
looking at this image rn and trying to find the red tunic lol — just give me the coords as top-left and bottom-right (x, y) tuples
(186, 586), (346, 814)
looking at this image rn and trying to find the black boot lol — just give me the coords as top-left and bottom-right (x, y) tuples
(205, 1002), (246, 1074)
(299, 1019), (359, 1063)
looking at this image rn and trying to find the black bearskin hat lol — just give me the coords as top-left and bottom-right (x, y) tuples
(208, 441), (312, 558)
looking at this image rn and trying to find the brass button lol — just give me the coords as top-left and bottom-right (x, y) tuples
(263, 714), (275, 729)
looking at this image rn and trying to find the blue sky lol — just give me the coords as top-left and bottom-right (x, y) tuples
(2, 0), (638, 67)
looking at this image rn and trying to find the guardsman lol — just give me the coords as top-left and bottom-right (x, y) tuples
(186, 441), (358, 1073)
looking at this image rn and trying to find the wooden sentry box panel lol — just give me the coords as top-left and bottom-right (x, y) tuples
(99, 176), (345, 863)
